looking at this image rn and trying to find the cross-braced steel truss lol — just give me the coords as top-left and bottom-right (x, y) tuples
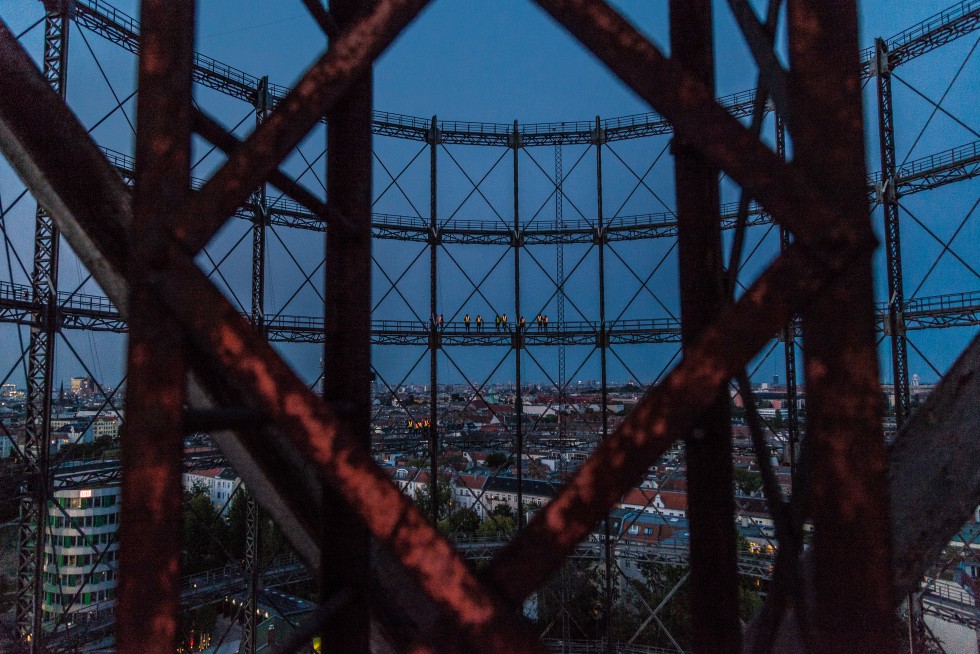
(1, 1), (980, 653)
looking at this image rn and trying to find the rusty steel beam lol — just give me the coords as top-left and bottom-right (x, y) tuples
(174, 0), (430, 254)
(3, 6), (872, 650)
(482, 245), (845, 609)
(888, 332), (980, 600)
(0, 23), (542, 652)
(1, 5), (944, 653)
(0, 26), (451, 651)
(319, 0), (374, 649)
(134, 225), (544, 653)
(725, 0), (788, 117)
(191, 108), (332, 226)
(0, 19), (325, 574)
(532, 0), (871, 259)
(0, 23), (130, 304)
(116, 2), (195, 652)
(670, 1), (740, 651)
(302, 0), (340, 39)
(0, 5), (326, 605)
(746, 332), (980, 652)
(786, 1), (895, 651)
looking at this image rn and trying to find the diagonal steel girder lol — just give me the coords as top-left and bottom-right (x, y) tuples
(0, 6), (861, 651)
(744, 330), (980, 652)
(0, 11), (544, 654)
(0, 1), (956, 652)
(533, 0), (869, 257)
(0, 16), (809, 650)
(174, 0), (432, 254)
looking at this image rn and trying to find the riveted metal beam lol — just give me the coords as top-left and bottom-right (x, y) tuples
(117, 3), (194, 652)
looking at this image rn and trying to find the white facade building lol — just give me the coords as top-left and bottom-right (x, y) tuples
(182, 467), (239, 510)
(42, 486), (121, 625)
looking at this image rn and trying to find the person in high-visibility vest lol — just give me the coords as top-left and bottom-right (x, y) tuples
(476, 315), (483, 332)
(543, 314), (549, 331)
(502, 314), (508, 330)
(519, 316), (526, 331)
(464, 314), (471, 332)
(495, 314), (501, 331)
(536, 314), (543, 330)
(437, 314), (444, 330)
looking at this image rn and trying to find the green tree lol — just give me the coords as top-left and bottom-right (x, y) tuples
(484, 452), (508, 469)
(0, 573), (14, 614)
(627, 562), (764, 648)
(477, 514), (516, 536)
(535, 560), (607, 640)
(439, 507), (481, 534)
(733, 468), (763, 495)
(225, 489), (248, 560)
(224, 487), (290, 562)
(414, 474), (453, 521)
(772, 410), (785, 430)
(183, 486), (229, 574)
(490, 503), (515, 519)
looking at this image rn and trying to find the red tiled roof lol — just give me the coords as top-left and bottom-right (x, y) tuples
(186, 467), (225, 479)
(659, 491), (687, 511)
(620, 487), (657, 508)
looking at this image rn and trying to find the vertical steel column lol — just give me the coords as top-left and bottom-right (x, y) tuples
(788, 1), (895, 650)
(594, 116), (613, 654)
(242, 490), (260, 652)
(555, 144), (566, 453)
(321, 1), (373, 648)
(669, 2), (740, 652)
(776, 114), (800, 481)
(554, 142), (570, 651)
(876, 37), (911, 427)
(512, 121), (524, 528)
(17, 1), (70, 646)
(428, 115), (439, 526)
(877, 39), (921, 653)
(250, 76), (270, 335)
(242, 75), (270, 654)
(118, 2), (194, 652)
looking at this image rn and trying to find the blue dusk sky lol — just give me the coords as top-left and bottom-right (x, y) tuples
(0, 1), (977, 393)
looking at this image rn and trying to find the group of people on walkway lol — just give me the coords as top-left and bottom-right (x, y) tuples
(433, 313), (551, 332)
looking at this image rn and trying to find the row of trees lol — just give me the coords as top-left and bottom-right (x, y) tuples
(182, 483), (289, 575)
(414, 477), (519, 535)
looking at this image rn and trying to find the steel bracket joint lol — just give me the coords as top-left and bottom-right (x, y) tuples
(428, 330), (441, 350)
(41, 0), (76, 16)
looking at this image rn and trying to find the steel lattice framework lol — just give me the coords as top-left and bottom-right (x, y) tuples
(0, 1), (978, 653)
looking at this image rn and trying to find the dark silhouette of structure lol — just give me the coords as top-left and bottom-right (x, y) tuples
(0, 0), (979, 652)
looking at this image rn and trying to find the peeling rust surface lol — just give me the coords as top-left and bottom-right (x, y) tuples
(117, 2), (195, 652)
(0, 1), (931, 651)
(175, 0), (431, 254)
